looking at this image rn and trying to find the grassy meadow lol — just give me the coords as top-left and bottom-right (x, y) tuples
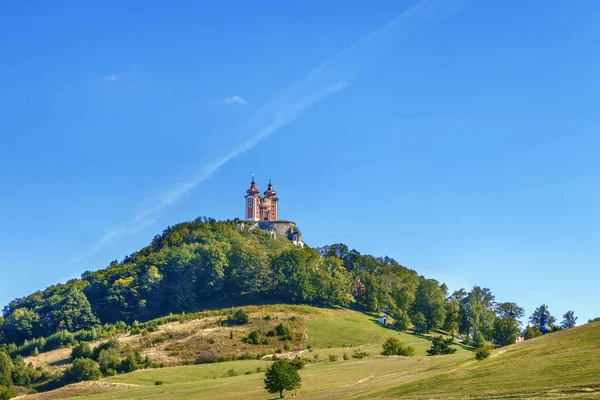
(18, 307), (600, 400)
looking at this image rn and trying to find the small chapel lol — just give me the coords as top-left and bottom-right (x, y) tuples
(244, 175), (279, 221)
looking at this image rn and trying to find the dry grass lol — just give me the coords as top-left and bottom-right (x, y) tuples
(13, 382), (138, 400)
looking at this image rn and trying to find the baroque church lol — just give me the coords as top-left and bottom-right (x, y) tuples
(244, 175), (279, 221)
(238, 175), (304, 248)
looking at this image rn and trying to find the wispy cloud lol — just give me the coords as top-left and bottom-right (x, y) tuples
(104, 75), (118, 82)
(73, 0), (462, 263)
(219, 96), (247, 105)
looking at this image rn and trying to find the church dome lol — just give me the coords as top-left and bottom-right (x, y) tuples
(246, 175), (260, 196)
(264, 179), (277, 198)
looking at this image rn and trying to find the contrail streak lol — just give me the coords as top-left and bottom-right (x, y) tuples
(72, 0), (462, 263)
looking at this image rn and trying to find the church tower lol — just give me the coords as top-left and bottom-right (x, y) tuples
(244, 175), (261, 221)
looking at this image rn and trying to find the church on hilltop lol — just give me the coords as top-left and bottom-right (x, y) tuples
(244, 175), (279, 221)
(238, 175), (304, 248)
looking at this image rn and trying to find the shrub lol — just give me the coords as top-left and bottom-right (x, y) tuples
(44, 331), (76, 352)
(196, 348), (219, 364)
(352, 350), (370, 360)
(343, 353), (349, 360)
(0, 352), (13, 387)
(381, 337), (415, 357)
(426, 336), (457, 356)
(283, 341), (291, 351)
(68, 358), (101, 382)
(475, 343), (494, 360)
(328, 355), (338, 362)
(92, 340), (120, 361)
(98, 347), (121, 375)
(119, 354), (138, 373)
(229, 309), (249, 325)
(155, 380), (163, 385)
(247, 330), (262, 345)
(274, 323), (291, 340)
(289, 358), (305, 370)
(71, 342), (92, 359)
(0, 386), (17, 400)
(224, 369), (237, 377)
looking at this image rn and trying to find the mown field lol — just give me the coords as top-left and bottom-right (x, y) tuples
(19, 307), (600, 400)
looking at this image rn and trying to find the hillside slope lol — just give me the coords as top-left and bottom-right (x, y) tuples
(42, 320), (600, 399)
(374, 320), (600, 399)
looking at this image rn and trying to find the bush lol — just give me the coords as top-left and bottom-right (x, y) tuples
(381, 337), (415, 357)
(247, 330), (262, 345)
(274, 323), (291, 340)
(229, 309), (249, 325)
(71, 342), (92, 359)
(68, 358), (102, 382)
(426, 336), (457, 356)
(224, 369), (237, 377)
(475, 343), (494, 360)
(0, 353), (13, 387)
(0, 386), (17, 400)
(98, 347), (121, 375)
(196, 348), (219, 364)
(155, 380), (163, 385)
(343, 353), (349, 360)
(289, 358), (306, 370)
(44, 331), (76, 352)
(92, 340), (120, 361)
(328, 355), (337, 362)
(283, 341), (291, 351)
(119, 354), (138, 373)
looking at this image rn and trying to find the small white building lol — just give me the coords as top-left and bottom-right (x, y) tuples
(377, 316), (388, 325)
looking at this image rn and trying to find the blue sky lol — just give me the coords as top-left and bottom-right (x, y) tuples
(1, 0), (599, 325)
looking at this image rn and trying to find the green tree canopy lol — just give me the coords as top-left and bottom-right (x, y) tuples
(264, 359), (301, 398)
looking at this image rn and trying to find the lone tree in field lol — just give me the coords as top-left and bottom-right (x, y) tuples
(264, 359), (301, 398)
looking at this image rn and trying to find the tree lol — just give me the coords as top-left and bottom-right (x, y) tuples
(98, 347), (121, 375)
(355, 273), (378, 312)
(426, 336), (457, 356)
(381, 337), (415, 356)
(393, 310), (411, 331)
(412, 312), (428, 335)
(529, 304), (556, 330)
(411, 279), (447, 332)
(493, 316), (520, 346)
(495, 302), (525, 320)
(264, 359), (301, 398)
(561, 311), (577, 329)
(523, 325), (542, 340)
(68, 358), (101, 382)
(119, 354), (138, 373)
(463, 286), (496, 343)
(0, 352), (12, 388)
(71, 342), (92, 359)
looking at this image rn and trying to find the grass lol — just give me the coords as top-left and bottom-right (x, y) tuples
(29, 306), (600, 399)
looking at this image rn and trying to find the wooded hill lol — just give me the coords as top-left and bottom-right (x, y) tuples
(1, 217), (529, 353)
